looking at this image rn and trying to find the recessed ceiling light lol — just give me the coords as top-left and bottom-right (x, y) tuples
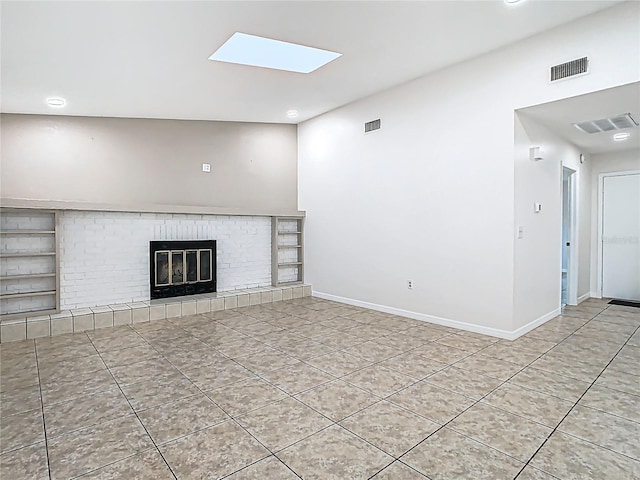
(613, 132), (631, 141)
(46, 97), (66, 107)
(209, 32), (342, 74)
(287, 110), (298, 118)
(504, 0), (524, 4)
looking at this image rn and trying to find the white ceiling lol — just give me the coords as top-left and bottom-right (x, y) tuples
(519, 82), (640, 154)
(0, 1), (621, 124)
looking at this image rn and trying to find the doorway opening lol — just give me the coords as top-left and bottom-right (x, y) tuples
(598, 170), (640, 301)
(561, 166), (577, 306)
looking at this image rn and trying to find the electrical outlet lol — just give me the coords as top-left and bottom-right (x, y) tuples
(202, 163), (211, 172)
(407, 280), (413, 289)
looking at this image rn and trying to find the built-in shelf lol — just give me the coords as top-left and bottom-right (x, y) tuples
(272, 217), (304, 286)
(0, 252), (56, 258)
(0, 290), (57, 299)
(0, 208), (60, 319)
(0, 230), (56, 235)
(1, 273), (57, 281)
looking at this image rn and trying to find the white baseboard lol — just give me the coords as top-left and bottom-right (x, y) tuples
(313, 291), (521, 340)
(577, 292), (591, 304)
(313, 290), (562, 341)
(589, 291), (601, 299)
(510, 307), (561, 339)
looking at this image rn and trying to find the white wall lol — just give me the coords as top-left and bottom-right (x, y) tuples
(513, 113), (590, 332)
(589, 149), (640, 295)
(299, 3), (639, 336)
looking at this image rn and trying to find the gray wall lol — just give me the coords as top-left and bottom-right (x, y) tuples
(0, 114), (298, 213)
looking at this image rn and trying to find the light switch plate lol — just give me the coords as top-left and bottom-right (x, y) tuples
(202, 163), (211, 172)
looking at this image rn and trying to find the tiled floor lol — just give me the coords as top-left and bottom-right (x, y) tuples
(1, 297), (639, 479)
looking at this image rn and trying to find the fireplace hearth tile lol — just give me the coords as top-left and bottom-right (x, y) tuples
(166, 303), (182, 318)
(225, 297), (238, 310)
(282, 288), (293, 301)
(73, 314), (94, 333)
(1, 319), (27, 343)
(50, 316), (73, 336)
(196, 299), (211, 314)
(303, 286), (312, 297)
(210, 298), (225, 312)
(249, 293), (261, 306)
(181, 302), (197, 316)
(237, 294), (250, 308)
(94, 311), (115, 330)
(272, 289), (283, 302)
(149, 305), (166, 321)
(261, 291), (273, 304)
(27, 319), (50, 339)
(292, 287), (304, 299)
(131, 307), (150, 324)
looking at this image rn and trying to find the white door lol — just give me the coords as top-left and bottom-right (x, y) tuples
(602, 173), (640, 300)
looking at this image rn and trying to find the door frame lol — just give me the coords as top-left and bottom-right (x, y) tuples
(597, 169), (640, 298)
(561, 166), (578, 306)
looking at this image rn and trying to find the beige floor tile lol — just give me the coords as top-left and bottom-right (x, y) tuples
(296, 379), (380, 422)
(594, 368), (640, 396)
(483, 382), (574, 428)
(225, 456), (300, 479)
(206, 377), (287, 416)
(0, 384), (41, 417)
(159, 420), (269, 479)
(138, 393), (228, 444)
(340, 401), (439, 456)
(424, 366), (502, 400)
(100, 343), (162, 368)
(237, 397), (332, 451)
(558, 404), (640, 460)
(41, 369), (117, 406)
(110, 357), (179, 386)
(342, 341), (402, 362)
(402, 428), (524, 480)
(0, 441), (49, 480)
(120, 372), (201, 411)
(579, 383), (640, 423)
(414, 342), (472, 363)
(278, 425), (393, 480)
(48, 415), (153, 479)
(235, 348), (300, 374)
(387, 381), (475, 424)
(452, 353), (522, 380)
(370, 461), (429, 479)
(305, 350), (373, 376)
(275, 339), (336, 360)
(76, 449), (174, 479)
(44, 387), (133, 437)
(448, 402), (552, 461)
(530, 431), (640, 480)
(0, 409), (44, 453)
(515, 466), (560, 480)
(378, 351), (447, 380)
(38, 354), (107, 383)
(182, 360), (256, 391)
(261, 362), (335, 395)
(342, 364), (415, 397)
(510, 366), (591, 402)
(478, 343), (540, 366)
(529, 352), (603, 382)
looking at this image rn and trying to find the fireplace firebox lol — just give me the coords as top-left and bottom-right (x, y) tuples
(150, 240), (216, 299)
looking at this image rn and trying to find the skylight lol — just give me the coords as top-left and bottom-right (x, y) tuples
(209, 32), (342, 74)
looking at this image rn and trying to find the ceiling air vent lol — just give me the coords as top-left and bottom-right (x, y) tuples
(550, 57), (588, 82)
(364, 119), (381, 133)
(574, 113), (639, 134)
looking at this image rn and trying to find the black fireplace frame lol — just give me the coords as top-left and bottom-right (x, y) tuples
(149, 240), (217, 300)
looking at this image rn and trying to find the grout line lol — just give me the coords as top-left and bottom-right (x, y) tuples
(32, 340), (53, 480)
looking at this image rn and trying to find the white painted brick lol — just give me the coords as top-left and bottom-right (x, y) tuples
(58, 211), (272, 309)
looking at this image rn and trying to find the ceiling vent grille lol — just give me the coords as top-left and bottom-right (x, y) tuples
(550, 57), (588, 82)
(364, 119), (381, 133)
(574, 113), (638, 134)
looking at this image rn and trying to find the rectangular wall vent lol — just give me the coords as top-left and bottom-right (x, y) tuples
(550, 57), (588, 82)
(364, 119), (381, 133)
(574, 113), (638, 134)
